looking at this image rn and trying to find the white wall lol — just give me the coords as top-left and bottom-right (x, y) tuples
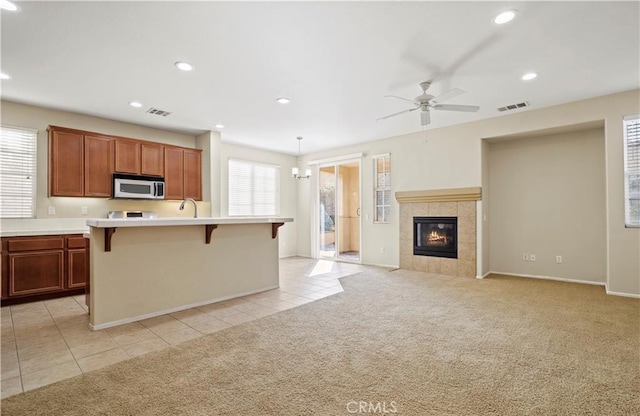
(298, 89), (640, 296)
(480, 140), (490, 276)
(488, 128), (606, 283)
(1, 100), (297, 259)
(3, 90), (639, 295)
(219, 142), (298, 258)
(0, 100), (203, 219)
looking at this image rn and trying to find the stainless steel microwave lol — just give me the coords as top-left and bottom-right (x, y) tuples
(113, 174), (165, 200)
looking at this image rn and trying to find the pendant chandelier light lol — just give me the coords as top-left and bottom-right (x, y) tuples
(292, 136), (311, 179)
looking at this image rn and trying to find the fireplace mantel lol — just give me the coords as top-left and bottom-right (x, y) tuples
(395, 187), (481, 204)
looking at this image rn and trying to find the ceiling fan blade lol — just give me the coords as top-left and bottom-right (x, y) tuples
(431, 104), (479, 112)
(421, 110), (431, 126)
(384, 95), (419, 105)
(376, 106), (419, 121)
(431, 88), (464, 104)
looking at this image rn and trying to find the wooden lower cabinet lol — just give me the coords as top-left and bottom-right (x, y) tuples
(67, 236), (87, 289)
(7, 251), (64, 296)
(1, 235), (88, 305)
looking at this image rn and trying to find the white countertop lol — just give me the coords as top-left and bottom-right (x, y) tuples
(0, 218), (90, 237)
(1, 217), (293, 237)
(86, 217), (293, 228)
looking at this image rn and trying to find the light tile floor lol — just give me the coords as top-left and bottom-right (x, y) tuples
(0, 257), (372, 399)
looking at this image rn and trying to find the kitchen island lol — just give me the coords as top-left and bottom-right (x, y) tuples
(86, 217), (293, 330)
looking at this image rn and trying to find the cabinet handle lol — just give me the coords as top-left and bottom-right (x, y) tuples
(357, 208), (361, 217)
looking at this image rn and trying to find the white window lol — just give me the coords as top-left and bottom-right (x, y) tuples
(624, 115), (640, 227)
(0, 125), (38, 219)
(373, 153), (391, 223)
(228, 158), (280, 216)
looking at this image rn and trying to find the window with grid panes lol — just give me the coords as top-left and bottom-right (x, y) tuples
(0, 125), (37, 218)
(373, 154), (390, 223)
(624, 115), (640, 227)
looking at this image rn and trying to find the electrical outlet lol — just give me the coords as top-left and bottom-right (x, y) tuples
(522, 253), (529, 261)
(556, 256), (563, 264)
(48, 206), (56, 215)
(530, 254), (536, 261)
(81, 206), (88, 216)
(380, 247), (385, 254)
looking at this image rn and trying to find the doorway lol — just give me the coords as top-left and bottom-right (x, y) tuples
(318, 160), (361, 262)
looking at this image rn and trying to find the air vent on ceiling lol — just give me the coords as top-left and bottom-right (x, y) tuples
(497, 101), (529, 112)
(146, 107), (172, 117)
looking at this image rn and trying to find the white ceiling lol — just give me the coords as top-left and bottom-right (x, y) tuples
(1, 1), (639, 155)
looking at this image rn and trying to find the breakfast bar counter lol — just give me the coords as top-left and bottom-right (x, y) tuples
(86, 217), (293, 330)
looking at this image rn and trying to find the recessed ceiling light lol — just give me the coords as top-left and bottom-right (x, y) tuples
(276, 97), (291, 104)
(129, 101), (143, 108)
(214, 124), (224, 129)
(522, 72), (538, 81)
(0, 73), (10, 80)
(494, 10), (517, 24)
(175, 61), (194, 72)
(0, 0), (19, 12)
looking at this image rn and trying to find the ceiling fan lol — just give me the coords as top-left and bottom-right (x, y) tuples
(377, 81), (479, 126)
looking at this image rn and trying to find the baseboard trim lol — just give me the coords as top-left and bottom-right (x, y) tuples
(487, 271), (606, 287)
(476, 271), (492, 279)
(89, 284), (280, 331)
(605, 287), (640, 298)
(369, 262), (400, 269)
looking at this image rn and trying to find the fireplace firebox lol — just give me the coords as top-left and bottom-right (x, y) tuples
(413, 217), (458, 258)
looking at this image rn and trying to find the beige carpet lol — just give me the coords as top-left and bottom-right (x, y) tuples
(2, 269), (639, 415)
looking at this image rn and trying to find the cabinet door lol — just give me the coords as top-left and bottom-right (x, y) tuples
(114, 139), (141, 174)
(50, 130), (84, 196)
(8, 251), (64, 297)
(67, 249), (87, 288)
(164, 147), (184, 200)
(141, 143), (164, 176)
(183, 149), (202, 201)
(84, 135), (114, 197)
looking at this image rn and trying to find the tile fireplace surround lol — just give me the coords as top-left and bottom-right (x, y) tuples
(396, 187), (481, 278)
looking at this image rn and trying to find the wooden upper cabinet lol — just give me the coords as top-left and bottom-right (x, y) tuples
(141, 143), (164, 176)
(48, 126), (201, 200)
(115, 139), (164, 177)
(84, 135), (114, 197)
(164, 147), (184, 200)
(164, 147), (202, 201)
(114, 139), (141, 174)
(183, 149), (202, 201)
(49, 127), (113, 198)
(49, 130), (84, 197)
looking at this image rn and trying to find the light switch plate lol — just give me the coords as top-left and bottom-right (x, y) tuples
(48, 206), (56, 215)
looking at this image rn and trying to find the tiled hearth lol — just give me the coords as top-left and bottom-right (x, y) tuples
(397, 187), (480, 278)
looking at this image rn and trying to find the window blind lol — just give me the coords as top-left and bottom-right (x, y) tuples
(228, 158), (280, 216)
(373, 153), (391, 223)
(0, 125), (37, 219)
(624, 115), (640, 227)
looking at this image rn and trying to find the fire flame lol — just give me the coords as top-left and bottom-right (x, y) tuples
(428, 231), (448, 244)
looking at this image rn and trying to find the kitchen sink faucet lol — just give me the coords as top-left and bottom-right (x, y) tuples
(179, 198), (198, 218)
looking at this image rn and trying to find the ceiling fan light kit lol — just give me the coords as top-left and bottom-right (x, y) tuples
(377, 80), (480, 127)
